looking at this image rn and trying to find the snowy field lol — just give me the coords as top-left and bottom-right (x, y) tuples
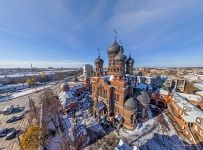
(0, 84), (53, 102)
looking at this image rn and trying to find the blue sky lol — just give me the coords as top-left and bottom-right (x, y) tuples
(0, 0), (203, 68)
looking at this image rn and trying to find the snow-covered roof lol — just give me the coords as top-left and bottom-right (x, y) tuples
(63, 116), (87, 143)
(58, 91), (76, 106)
(101, 75), (112, 84)
(172, 93), (203, 127)
(194, 82), (203, 90)
(181, 115), (196, 123)
(176, 92), (203, 102)
(115, 139), (138, 150)
(159, 88), (170, 95)
(196, 91), (203, 97)
(109, 75), (114, 81)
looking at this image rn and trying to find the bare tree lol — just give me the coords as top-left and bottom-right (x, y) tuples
(28, 96), (40, 125)
(40, 89), (62, 133)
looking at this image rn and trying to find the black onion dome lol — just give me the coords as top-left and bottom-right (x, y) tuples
(124, 97), (138, 111)
(108, 41), (120, 54)
(120, 45), (124, 53)
(94, 56), (104, 64)
(115, 49), (127, 61)
(126, 56), (135, 64)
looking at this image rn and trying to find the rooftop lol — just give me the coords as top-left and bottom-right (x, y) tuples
(172, 93), (203, 126)
(176, 92), (203, 102)
(196, 91), (203, 97)
(58, 90), (76, 106)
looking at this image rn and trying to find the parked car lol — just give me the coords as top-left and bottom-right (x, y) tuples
(5, 128), (16, 140)
(0, 128), (15, 138)
(2, 105), (14, 115)
(15, 105), (25, 112)
(6, 114), (24, 123)
(6, 116), (16, 123)
(0, 128), (9, 138)
(16, 113), (24, 120)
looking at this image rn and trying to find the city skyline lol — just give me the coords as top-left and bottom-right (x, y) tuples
(0, 0), (203, 68)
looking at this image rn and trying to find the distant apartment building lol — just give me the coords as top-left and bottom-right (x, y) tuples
(169, 93), (203, 144)
(184, 73), (203, 82)
(83, 64), (93, 78)
(193, 68), (203, 74)
(175, 78), (186, 92)
(164, 78), (173, 88)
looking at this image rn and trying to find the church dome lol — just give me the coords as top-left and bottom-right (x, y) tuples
(126, 56), (134, 64)
(124, 97), (138, 111)
(135, 90), (150, 105)
(115, 49), (127, 62)
(108, 41), (120, 54)
(94, 56), (104, 64)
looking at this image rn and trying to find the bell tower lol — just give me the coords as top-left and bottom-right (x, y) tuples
(114, 48), (127, 79)
(126, 53), (135, 75)
(107, 30), (125, 76)
(94, 48), (104, 77)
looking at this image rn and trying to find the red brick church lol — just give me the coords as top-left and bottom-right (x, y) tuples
(92, 38), (150, 129)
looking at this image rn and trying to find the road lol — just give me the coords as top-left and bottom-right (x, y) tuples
(0, 83), (61, 150)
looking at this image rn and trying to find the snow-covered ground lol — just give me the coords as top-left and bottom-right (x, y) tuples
(118, 111), (188, 150)
(85, 109), (191, 150)
(45, 92), (93, 150)
(0, 84), (53, 102)
(45, 129), (71, 150)
(0, 83), (29, 91)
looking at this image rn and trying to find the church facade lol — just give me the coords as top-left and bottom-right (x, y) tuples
(92, 39), (150, 130)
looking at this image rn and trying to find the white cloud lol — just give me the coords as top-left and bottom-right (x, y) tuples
(106, 0), (201, 52)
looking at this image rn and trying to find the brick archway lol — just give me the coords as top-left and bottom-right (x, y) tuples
(150, 99), (156, 105)
(157, 101), (166, 108)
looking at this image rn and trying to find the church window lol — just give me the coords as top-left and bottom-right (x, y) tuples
(115, 94), (118, 102)
(131, 115), (134, 124)
(116, 94), (119, 102)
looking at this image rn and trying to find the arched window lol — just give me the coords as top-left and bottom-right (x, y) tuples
(115, 94), (119, 102)
(130, 114), (134, 124)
